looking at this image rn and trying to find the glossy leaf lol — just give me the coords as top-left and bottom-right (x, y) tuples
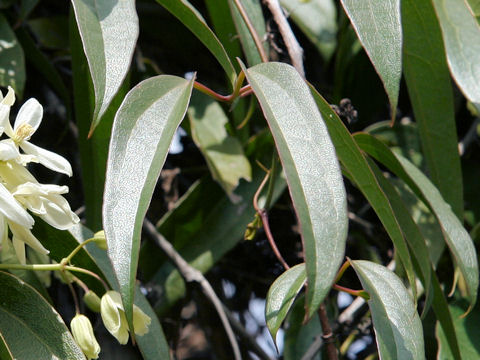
(355, 133), (479, 309)
(229, 0), (268, 66)
(437, 301), (480, 359)
(280, 0), (337, 60)
(265, 263), (306, 342)
(351, 260), (425, 360)
(68, 225), (171, 359)
(244, 62), (348, 319)
(0, 271), (85, 360)
(0, 333), (13, 360)
(71, 0), (139, 134)
(103, 75), (194, 333)
(188, 91), (251, 197)
(402, 0), (463, 219)
(310, 87), (417, 303)
(431, 0), (480, 110)
(0, 14), (25, 97)
(155, 0), (237, 88)
(340, 0), (402, 119)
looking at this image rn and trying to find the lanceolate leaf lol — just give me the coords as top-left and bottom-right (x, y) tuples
(0, 14), (25, 97)
(244, 62), (348, 319)
(265, 263), (306, 342)
(310, 87), (417, 302)
(103, 75), (194, 334)
(402, 0), (463, 220)
(229, 0), (268, 66)
(0, 271), (85, 360)
(431, 0), (480, 110)
(351, 260), (425, 360)
(155, 0), (237, 88)
(71, 0), (139, 134)
(340, 0), (402, 120)
(355, 133), (479, 309)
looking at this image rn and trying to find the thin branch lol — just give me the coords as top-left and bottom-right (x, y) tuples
(232, 0), (269, 63)
(264, 0), (305, 77)
(143, 219), (242, 360)
(317, 304), (338, 360)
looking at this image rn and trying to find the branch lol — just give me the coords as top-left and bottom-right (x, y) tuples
(143, 219), (242, 360)
(264, 0), (305, 77)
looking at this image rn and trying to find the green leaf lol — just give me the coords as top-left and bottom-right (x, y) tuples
(402, 0), (463, 220)
(103, 75), (194, 334)
(340, 0), (402, 119)
(0, 271), (85, 360)
(70, 13), (125, 231)
(27, 16), (69, 49)
(283, 295), (321, 360)
(68, 225), (171, 360)
(141, 165), (287, 313)
(310, 87), (418, 304)
(367, 160), (432, 305)
(0, 333), (13, 360)
(244, 62), (348, 319)
(0, 14), (25, 97)
(280, 0), (337, 60)
(188, 91), (251, 197)
(437, 301), (480, 359)
(355, 133), (479, 309)
(204, 0), (243, 69)
(351, 260), (425, 360)
(466, 0), (480, 18)
(155, 0), (237, 88)
(265, 263), (306, 342)
(229, 0), (268, 66)
(70, 0), (139, 134)
(431, 0), (480, 110)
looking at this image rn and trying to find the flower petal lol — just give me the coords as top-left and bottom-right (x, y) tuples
(40, 194), (80, 230)
(8, 221), (49, 255)
(101, 292), (129, 345)
(0, 183), (34, 228)
(12, 237), (26, 264)
(133, 305), (151, 336)
(14, 98), (43, 133)
(0, 139), (20, 161)
(20, 141), (73, 176)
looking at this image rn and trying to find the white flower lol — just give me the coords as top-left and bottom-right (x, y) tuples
(71, 314), (101, 360)
(0, 161), (79, 230)
(100, 291), (151, 344)
(1, 93), (72, 176)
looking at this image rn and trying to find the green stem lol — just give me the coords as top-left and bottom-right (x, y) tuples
(264, 153), (278, 210)
(63, 237), (98, 264)
(335, 260), (351, 283)
(0, 263), (109, 291)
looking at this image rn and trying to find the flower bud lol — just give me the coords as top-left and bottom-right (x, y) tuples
(70, 314), (100, 360)
(83, 290), (101, 313)
(92, 230), (107, 250)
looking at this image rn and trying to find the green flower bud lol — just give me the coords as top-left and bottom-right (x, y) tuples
(83, 290), (101, 313)
(70, 314), (100, 360)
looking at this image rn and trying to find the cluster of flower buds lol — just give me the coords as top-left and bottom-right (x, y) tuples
(71, 290), (152, 359)
(0, 87), (79, 264)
